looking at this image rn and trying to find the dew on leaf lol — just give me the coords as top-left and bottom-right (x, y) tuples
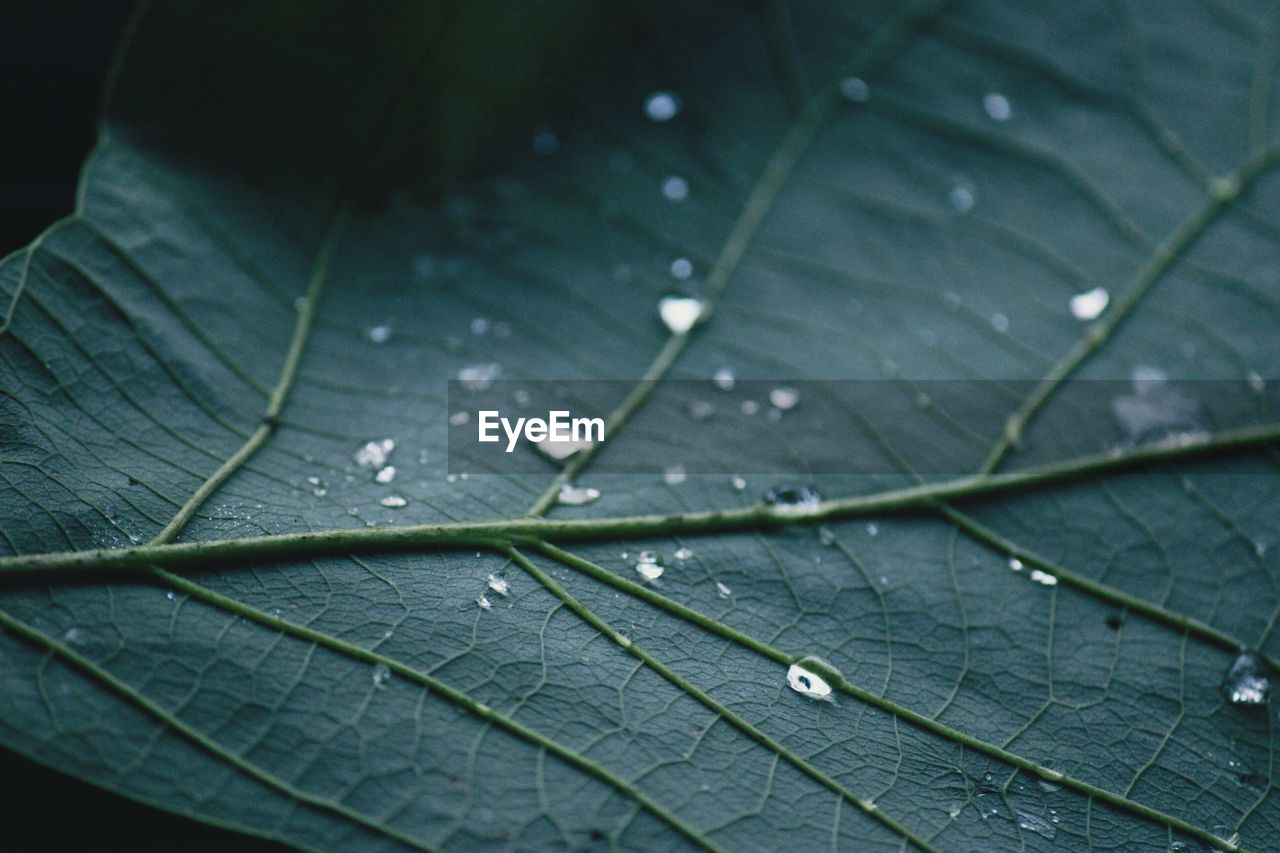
(374, 466), (396, 484)
(991, 313), (1009, 333)
(1069, 287), (1109, 320)
(664, 464), (687, 486)
(487, 572), (510, 597)
(372, 662), (391, 689)
(741, 400), (759, 416)
(687, 399), (715, 420)
(470, 317), (490, 335)
(818, 526), (836, 546)
(1015, 810), (1056, 840)
(983, 92), (1012, 121)
(768, 386), (799, 410)
(1247, 370), (1265, 394)
(713, 367), (736, 390)
(866, 522), (879, 536)
(537, 436), (593, 461)
(458, 363), (501, 391)
(1008, 557), (1024, 572)
(354, 439), (395, 469)
(1112, 365), (1205, 445)
(1221, 651), (1270, 706)
(558, 483), (601, 506)
(367, 325), (392, 344)
(730, 475), (746, 491)
(635, 551), (664, 581)
(674, 546), (693, 560)
(840, 76), (870, 103)
(787, 657), (838, 700)
(379, 495), (408, 508)
(950, 185), (975, 213)
(1029, 569), (1058, 586)
(476, 592), (493, 611)
(449, 411), (470, 426)
(658, 293), (705, 333)
(532, 129), (559, 156)
(716, 580), (733, 598)
(644, 91), (681, 122)
(662, 175), (689, 201)
(764, 484), (821, 508)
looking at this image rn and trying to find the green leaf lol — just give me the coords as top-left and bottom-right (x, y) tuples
(3, 1), (1280, 850)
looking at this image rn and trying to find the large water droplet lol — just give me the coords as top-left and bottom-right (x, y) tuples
(374, 465), (396, 484)
(644, 91), (681, 122)
(380, 495), (408, 508)
(840, 76), (870, 103)
(763, 484), (821, 509)
(1029, 569), (1058, 586)
(558, 483), (601, 506)
(983, 92), (1012, 121)
(768, 387), (800, 410)
(354, 439), (395, 469)
(372, 662), (391, 689)
(476, 592), (493, 611)
(458, 363), (501, 391)
(787, 657), (838, 700)
(658, 293), (706, 333)
(662, 175), (689, 201)
(1069, 287), (1109, 321)
(635, 551), (665, 581)
(487, 572), (510, 597)
(1222, 651), (1270, 706)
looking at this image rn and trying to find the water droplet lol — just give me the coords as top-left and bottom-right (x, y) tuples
(840, 76), (870, 103)
(1029, 569), (1058, 586)
(991, 313), (1009, 333)
(1008, 557), (1024, 572)
(488, 571), (510, 597)
(768, 387), (800, 410)
(664, 464), (687, 486)
(713, 367), (736, 390)
(470, 317), (490, 336)
(950, 185), (975, 213)
(558, 483), (601, 506)
(818, 526), (836, 546)
(716, 580), (733, 598)
(741, 400), (759, 416)
(458, 363), (501, 391)
(1221, 651), (1270, 706)
(635, 551), (665, 582)
(668, 258), (694, 281)
(658, 293), (705, 332)
(662, 175), (689, 201)
(644, 91), (681, 122)
(476, 592), (493, 611)
(537, 437), (593, 461)
(1113, 366), (1206, 445)
(674, 546), (693, 561)
(787, 657), (838, 700)
(449, 411), (471, 426)
(1068, 287), (1109, 321)
(947, 804), (962, 819)
(367, 325), (393, 344)
(532, 129), (559, 156)
(1015, 810), (1056, 840)
(166, 590), (177, 601)
(372, 662), (391, 688)
(763, 484), (821, 509)
(687, 399), (715, 420)
(983, 92), (1012, 121)
(730, 475), (746, 491)
(354, 439), (395, 469)
(374, 465), (396, 484)
(1247, 370), (1266, 394)
(380, 495), (408, 508)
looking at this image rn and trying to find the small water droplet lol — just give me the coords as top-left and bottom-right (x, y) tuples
(1222, 651), (1270, 706)
(947, 804), (962, 819)
(380, 495), (408, 508)
(470, 317), (490, 336)
(372, 662), (391, 688)
(662, 175), (689, 201)
(787, 658), (837, 700)
(764, 484), (821, 509)
(1029, 569), (1058, 586)
(668, 258), (694, 281)
(644, 91), (681, 122)
(558, 483), (601, 506)
(354, 439), (396, 469)
(1247, 370), (1266, 394)
(983, 92), (1012, 121)
(166, 590), (177, 601)
(1068, 287), (1109, 321)
(1015, 810), (1056, 840)
(716, 580), (732, 598)
(635, 551), (665, 582)
(741, 400), (759, 416)
(674, 546), (693, 561)
(687, 399), (715, 420)
(449, 411), (471, 426)
(840, 76), (870, 103)
(488, 571), (510, 597)
(664, 464), (687, 486)
(1113, 366), (1206, 445)
(768, 386), (799, 410)
(730, 475), (746, 491)
(950, 185), (975, 213)
(658, 293), (705, 333)
(866, 522), (879, 536)
(1008, 557), (1024, 572)
(374, 465), (396, 484)
(818, 526), (836, 546)
(458, 363), (501, 391)
(476, 592), (493, 611)
(367, 325), (393, 344)
(532, 129), (559, 156)
(991, 313), (1009, 333)
(537, 436), (593, 461)
(713, 367), (735, 390)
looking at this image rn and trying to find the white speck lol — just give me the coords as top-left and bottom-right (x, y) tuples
(731, 475), (746, 491)
(476, 592), (493, 611)
(644, 91), (681, 122)
(558, 483), (601, 506)
(713, 367), (736, 390)
(374, 466), (396, 484)
(664, 464), (687, 486)
(991, 313), (1009, 333)
(458, 363), (501, 391)
(449, 411), (471, 426)
(488, 572), (510, 597)
(1069, 287), (1110, 321)
(769, 387), (799, 410)
(662, 175), (689, 201)
(532, 129), (559, 156)
(950, 185), (975, 213)
(840, 76), (870, 103)
(1029, 569), (1058, 586)
(354, 439), (395, 469)
(379, 495), (408, 508)
(658, 293), (706, 333)
(716, 580), (733, 598)
(669, 258), (694, 281)
(470, 317), (490, 336)
(372, 662), (391, 688)
(635, 551), (665, 582)
(787, 660), (835, 700)
(367, 325), (392, 344)
(1008, 557), (1024, 572)
(983, 92), (1012, 121)
(674, 547), (693, 560)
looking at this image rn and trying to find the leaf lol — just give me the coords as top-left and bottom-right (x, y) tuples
(3, 1), (1280, 850)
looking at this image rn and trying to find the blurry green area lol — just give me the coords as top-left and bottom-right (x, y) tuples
(110, 0), (626, 197)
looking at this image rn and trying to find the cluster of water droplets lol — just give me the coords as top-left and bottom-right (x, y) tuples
(475, 571), (511, 612)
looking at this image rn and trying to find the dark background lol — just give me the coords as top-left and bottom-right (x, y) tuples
(1, 3), (280, 848)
